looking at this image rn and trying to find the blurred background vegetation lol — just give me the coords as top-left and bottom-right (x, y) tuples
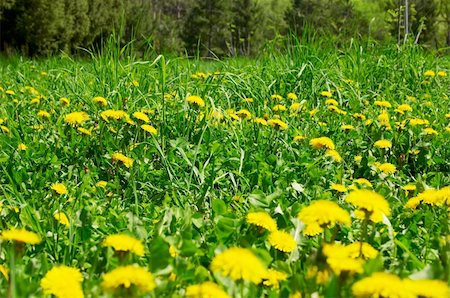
(1, 0), (450, 56)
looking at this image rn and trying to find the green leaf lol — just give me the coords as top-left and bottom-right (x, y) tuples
(211, 199), (227, 215)
(149, 236), (170, 271)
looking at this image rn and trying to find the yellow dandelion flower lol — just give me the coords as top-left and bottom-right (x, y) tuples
(298, 200), (351, 236)
(374, 100), (392, 108)
(395, 104), (412, 114)
(235, 109), (252, 119)
(293, 135), (305, 142)
(323, 243), (364, 275)
(242, 97), (253, 103)
(377, 110), (390, 125)
(290, 102), (302, 111)
(37, 110), (51, 118)
(93, 96), (107, 106)
(263, 269), (288, 289)
(132, 80), (139, 87)
(59, 97), (70, 106)
(303, 223), (323, 236)
(169, 245), (179, 258)
(267, 119), (288, 130)
(41, 266), (84, 298)
(64, 112), (90, 126)
(310, 137), (335, 150)
(409, 118), (429, 126)
(0, 265), (8, 280)
(424, 70), (436, 77)
(272, 104), (287, 112)
(51, 183), (67, 195)
(402, 184), (416, 191)
(325, 99), (339, 106)
(210, 247), (267, 284)
(271, 94), (283, 101)
(341, 124), (355, 131)
(345, 189), (391, 222)
(102, 265), (156, 293)
(253, 117), (267, 125)
(326, 149), (342, 162)
(353, 178), (373, 188)
(31, 124), (44, 130)
(141, 124), (157, 135)
(268, 230), (296, 252)
(405, 187), (450, 208)
(330, 184), (347, 193)
(353, 113), (366, 121)
(187, 95), (205, 108)
(352, 272), (413, 298)
(228, 113), (240, 121)
(309, 108), (319, 117)
(374, 139), (392, 149)
(437, 71), (447, 77)
(103, 233), (145, 256)
(423, 127), (438, 135)
(354, 155), (362, 162)
(405, 196), (422, 209)
(345, 242), (379, 259)
(287, 93), (298, 101)
(96, 181), (107, 188)
(191, 72), (208, 79)
(246, 212), (277, 232)
(133, 111), (150, 123)
(328, 105), (347, 115)
(6, 90), (15, 95)
(77, 127), (92, 136)
(186, 282), (230, 298)
(168, 272), (177, 281)
(0, 228), (41, 244)
(112, 152), (134, 168)
(320, 91), (332, 98)
(377, 162), (396, 174)
(100, 110), (132, 123)
(17, 143), (27, 151)
(30, 97), (40, 104)
(54, 212), (70, 227)
(405, 279), (450, 298)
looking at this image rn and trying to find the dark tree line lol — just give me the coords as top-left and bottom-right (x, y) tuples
(1, 0), (450, 56)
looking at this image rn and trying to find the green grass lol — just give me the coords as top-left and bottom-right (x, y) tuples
(0, 39), (449, 297)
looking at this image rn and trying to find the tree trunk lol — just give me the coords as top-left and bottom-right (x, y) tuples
(404, 0), (409, 43)
(397, 0), (402, 44)
(448, 19), (450, 46)
(447, 10), (450, 47)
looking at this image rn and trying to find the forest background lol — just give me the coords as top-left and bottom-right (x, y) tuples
(1, 0), (450, 57)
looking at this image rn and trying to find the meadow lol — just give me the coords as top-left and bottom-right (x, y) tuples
(0, 40), (449, 297)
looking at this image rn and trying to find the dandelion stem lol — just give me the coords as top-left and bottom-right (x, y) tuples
(9, 244), (16, 298)
(360, 212), (370, 257)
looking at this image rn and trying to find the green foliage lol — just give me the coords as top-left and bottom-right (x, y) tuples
(0, 40), (449, 296)
(286, 0), (369, 38)
(1, 0), (450, 56)
(182, 0), (232, 56)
